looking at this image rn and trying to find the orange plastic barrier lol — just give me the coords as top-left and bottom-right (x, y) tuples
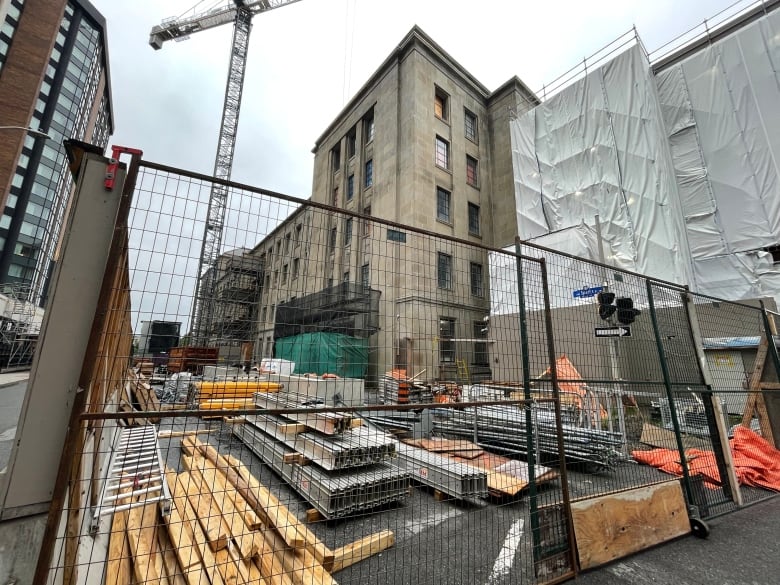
(632, 426), (780, 492)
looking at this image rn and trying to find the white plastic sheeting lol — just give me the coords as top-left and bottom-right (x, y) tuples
(656, 9), (780, 302)
(511, 45), (693, 306)
(507, 9), (780, 312)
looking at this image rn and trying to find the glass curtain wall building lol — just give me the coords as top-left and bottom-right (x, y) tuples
(0, 0), (113, 306)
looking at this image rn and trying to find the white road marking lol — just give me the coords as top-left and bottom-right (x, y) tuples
(486, 518), (524, 584)
(0, 427), (16, 441)
(404, 507), (462, 536)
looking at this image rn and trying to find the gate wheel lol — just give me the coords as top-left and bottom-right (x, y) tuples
(690, 517), (710, 539)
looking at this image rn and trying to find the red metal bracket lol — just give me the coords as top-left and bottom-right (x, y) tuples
(104, 145), (143, 191)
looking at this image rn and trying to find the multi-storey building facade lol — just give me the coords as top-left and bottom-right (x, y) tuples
(0, 0), (112, 306)
(249, 26), (538, 383)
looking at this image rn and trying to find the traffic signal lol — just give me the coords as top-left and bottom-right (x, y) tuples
(616, 297), (641, 325)
(597, 292), (616, 320)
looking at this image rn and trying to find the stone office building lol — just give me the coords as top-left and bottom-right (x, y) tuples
(251, 26), (539, 383)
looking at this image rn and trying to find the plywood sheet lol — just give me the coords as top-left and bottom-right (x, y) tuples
(571, 480), (689, 570)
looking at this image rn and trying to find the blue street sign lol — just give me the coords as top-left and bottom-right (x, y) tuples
(572, 286), (604, 299)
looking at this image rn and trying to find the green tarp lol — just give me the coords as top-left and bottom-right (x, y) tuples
(274, 332), (368, 378)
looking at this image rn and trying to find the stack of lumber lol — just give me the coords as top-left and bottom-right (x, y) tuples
(194, 380), (283, 412)
(107, 435), (396, 584)
(118, 369), (162, 426)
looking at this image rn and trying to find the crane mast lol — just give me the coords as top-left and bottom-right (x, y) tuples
(149, 0), (302, 344)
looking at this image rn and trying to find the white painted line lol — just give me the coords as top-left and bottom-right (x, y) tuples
(486, 518), (524, 584)
(0, 427), (16, 441)
(404, 507), (462, 536)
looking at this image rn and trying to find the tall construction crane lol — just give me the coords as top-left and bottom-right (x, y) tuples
(149, 0), (302, 343)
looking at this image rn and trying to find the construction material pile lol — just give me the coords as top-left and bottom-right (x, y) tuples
(118, 369), (161, 425)
(381, 369), (431, 404)
(234, 393), (410, 519)
(400, 438), (559, 498)
(432, 404), (624, 471)
(193, 379), (283, 412)
(107, 434), (395, 584)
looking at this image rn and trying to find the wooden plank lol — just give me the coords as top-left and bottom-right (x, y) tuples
(192, 457), (258, 559)
(228, 456), (334, 571)
(261, 525), (336, 585)
(106, 510), (132, 585)
(252, 531), (296, 585)
(571, 481), (689, 570)
(279, 423), (307, 435)
(167, 471), (227, 585)
(126, 503), (163, 584)
(213, 548), (242, 585)
(330, 530), (395, 573)
(158, 499), (208, 585)
(157, 517), (188, 585)
(710, 394), (743, 506)
(185, 439), (305, 549)
(305, 509), (323, 523)
(197, 455), (263, 530)
(181, 467), (230, 551)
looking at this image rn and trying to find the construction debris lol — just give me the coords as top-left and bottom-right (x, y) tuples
(119, 368), (162, 425)
(395, 442), (488, 499)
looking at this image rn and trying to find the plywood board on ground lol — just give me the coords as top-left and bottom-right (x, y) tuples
(571, 480), (689, 570)
(639, 423), (708, 450)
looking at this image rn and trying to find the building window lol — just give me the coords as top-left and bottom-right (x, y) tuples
(387, 229), (406, 243)
(347, 174), (354, 200)
(470, 262), (484, 297)
(466, 156), (479, 187)
(333, 186), (339, 206)
(295, 224), (302, 246)
(364, 112), (375, 143)
(473, 321), (489, 366)
(344, 218), (353, 246)
(435, 136), (449, 169)
(285, 233), (291, 253)
(439, 317), (455, 363)
(468, 203), (480, 236)
(362, 205), (371, 236)
(347, 129), (356, 158)
(343, 271), (350, 283)
(332, 146), (341, 171)
(465, 109), (478, 143)
(327, 277), (334, 288)
(282, 264), (288, 284)
(329, 227), (337, 253)
(292, 258), (299, 279)
(360, 263), (370, 288)
(437, 187), (451, 223)
(434, 88), (449, 121)
(437, 252), (453, 289)
(273, 270), (279, 286)
(261, 307), (267, 323)
(364, 160), (373, 188)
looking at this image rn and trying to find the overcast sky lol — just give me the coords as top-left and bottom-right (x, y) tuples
(94, 0), (743, 200)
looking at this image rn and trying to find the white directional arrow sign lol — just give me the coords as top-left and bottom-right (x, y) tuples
(595, 326), (631, 338)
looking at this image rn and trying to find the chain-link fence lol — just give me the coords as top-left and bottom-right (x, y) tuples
(31, 154), (780, 584)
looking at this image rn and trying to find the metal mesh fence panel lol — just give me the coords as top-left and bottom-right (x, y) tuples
(43, 162), (576, 585)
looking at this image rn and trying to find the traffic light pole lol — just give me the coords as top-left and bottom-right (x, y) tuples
(595, 216), (628, 455)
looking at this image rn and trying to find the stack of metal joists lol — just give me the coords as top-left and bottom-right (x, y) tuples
(233, 392), (410, 519)
(394, 442), (488, 499)
(432, 404), (624, 471)
(246, 413), (397, 470)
